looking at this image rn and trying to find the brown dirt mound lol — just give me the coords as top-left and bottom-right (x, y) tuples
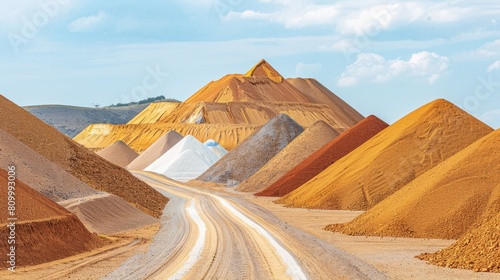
(96, 140), (139, 167)
(258, 115), (388, 197)
(0, 128), (159, 234)
(0, 128), (99, 201)
(0, 169), (103, 267)
(276, 99), (493, 210)
(418, 210), (500, 273)
(0, 95), (168, 218)
(196, 114), (304, 187)
(127, 130), (183, 170)
(326, 129), (500, 239)
(237, 121), (339, 193)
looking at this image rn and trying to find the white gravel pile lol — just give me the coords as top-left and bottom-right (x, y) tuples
(145, 135), (221, 182)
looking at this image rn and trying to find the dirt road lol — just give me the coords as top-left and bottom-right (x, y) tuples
(106, 172), (386, 280)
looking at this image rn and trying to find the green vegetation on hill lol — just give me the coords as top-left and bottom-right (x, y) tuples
(109, 96), (180, 107)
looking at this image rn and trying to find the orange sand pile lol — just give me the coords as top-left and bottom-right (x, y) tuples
(237, 121), (339, 193)
(0, 169), (102, 267)
(75, 59), (363, 152)
(96, 140), (139, 167)
(127, 130), (183, 170)
(327, 129), (500, 239)
(419, 211), (500, 273)
(196, 114), (304, 187)
(258, 115), (388, 197)
(0, 95), (168, 218)
(277, 99), (493, 210)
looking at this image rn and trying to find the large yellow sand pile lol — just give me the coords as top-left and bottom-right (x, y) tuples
(326, 129), (500, 239)
(277, 99), (493, 210)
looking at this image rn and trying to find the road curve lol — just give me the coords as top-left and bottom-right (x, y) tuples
(106, 172), (386, 280)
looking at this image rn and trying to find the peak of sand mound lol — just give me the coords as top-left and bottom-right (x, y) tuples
(204, 139), (228, 157)
(419, 210), (500, 273)
(259, 115), (388, 197)
(127, 130), (183, 170)
(0, 95), (168, 218)
(244, 59), (284, 83)
(327, 129), (500, 240)
(0, 128), (158, 234)
(145, 135), (221, 182)
(97, 140), (139, 168)
(196, 114), (304, 187)
(277, 99), (493, 210)
(237, 121), (339, 193)
(0, 169), (102, 267)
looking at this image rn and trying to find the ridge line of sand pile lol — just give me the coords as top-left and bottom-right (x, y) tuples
(127, 130), (183, 170)
(96, 140), (139, 168)
(276, 99), (493, 210)
(0, 95), (168, 218)
(258, 115), (388, 197)
(325, 129), (500, 240)
(194, 114), (304, 187)
(237, 120), (339, 193)
(0, 169), (104, 267)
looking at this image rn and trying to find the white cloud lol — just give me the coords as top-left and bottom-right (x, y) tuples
(338, 51), (449, 87)
(454, 39), (500, 61)
(480, 110), (500, 128)
(295, 62), (322, 76)
(68, 11), (108, 32)
(222, 1), (500, 35)
(487, 60), (500, 73)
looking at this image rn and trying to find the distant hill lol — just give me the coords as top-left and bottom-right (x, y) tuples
(24, 104), (149, 138)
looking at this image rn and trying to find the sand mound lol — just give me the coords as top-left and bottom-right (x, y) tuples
(326, 129), (500, 240)
(0, 95), (168, 218)
(0, 128), (158, 234)
(0, 128), (98, 201)
(204, 139), (228, 157)
(277, 99), (493, 210)
(196, 114), (304, 187)
(127, 101), (182, 124)
(418, 211), (500, 273)
(0, 169), (102, 267)
(258, 115), (388, 197)
(237, 121), (339, 193)
(146, 135), (221, 182)
(127, 130), (184, 170)
(75, 60), (363, 152)
(97, 140), (139, 167)
(60, 193), (158, 234)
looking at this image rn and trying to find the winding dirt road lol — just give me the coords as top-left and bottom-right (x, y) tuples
(106, 172), (386, 280)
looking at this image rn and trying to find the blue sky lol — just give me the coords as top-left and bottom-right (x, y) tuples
(0, 0), (500, 128)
